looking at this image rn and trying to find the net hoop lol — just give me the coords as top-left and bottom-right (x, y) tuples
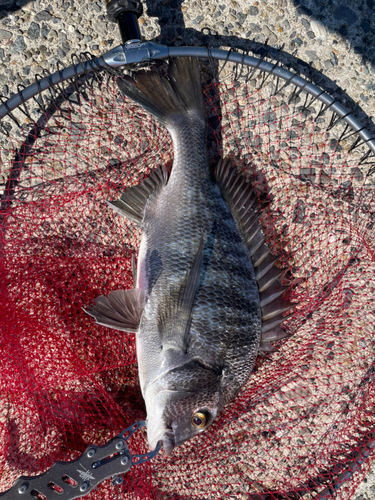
(1, 45), (374, 158)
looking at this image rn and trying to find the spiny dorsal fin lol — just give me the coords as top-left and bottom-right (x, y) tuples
(107, 164), (168, 225)
(158, 235), (205, 352)
(84, 288), (146, 333)
(214, 158), (295, 346)
(260, 326), (291, 344)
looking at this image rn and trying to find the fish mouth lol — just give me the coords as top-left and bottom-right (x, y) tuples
(150, 431), (190, 456)
(161, 435), (175, 456)
(148, 427), (175, 456)
(147, 413), (190, 456)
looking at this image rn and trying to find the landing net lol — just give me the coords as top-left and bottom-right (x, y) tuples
(0, 57), (374, 499)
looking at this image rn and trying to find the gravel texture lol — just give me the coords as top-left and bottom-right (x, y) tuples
(1, 0), (375, 497)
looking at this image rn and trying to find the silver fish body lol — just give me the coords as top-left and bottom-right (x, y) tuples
(86, 57), (293, 454)
(136, 106), (261, 452)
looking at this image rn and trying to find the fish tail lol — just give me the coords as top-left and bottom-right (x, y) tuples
(116, 57), (205, 128)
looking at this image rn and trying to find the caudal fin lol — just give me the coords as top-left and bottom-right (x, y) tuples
(117, 57), (205, 128)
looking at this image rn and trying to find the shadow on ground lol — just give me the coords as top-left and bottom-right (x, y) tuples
(144, 0), (375, 137)
(0, 0), (34, 19)
(292, 0), (375, 68)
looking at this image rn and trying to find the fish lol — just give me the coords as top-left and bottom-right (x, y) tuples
(85, 57), (293, 455)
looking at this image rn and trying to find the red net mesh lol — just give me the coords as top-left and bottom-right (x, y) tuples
(0, 60), (374, 499)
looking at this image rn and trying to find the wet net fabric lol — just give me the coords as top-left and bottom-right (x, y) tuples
(0, 59), (374, 499)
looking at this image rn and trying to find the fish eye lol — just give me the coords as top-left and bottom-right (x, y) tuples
(191, 411), (209, 429)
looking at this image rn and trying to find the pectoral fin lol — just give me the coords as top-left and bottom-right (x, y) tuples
(158, 235), (205, 351)
(132, 255), (137, 285)
(84, 288), (146, 333)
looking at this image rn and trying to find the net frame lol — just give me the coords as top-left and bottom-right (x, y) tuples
(1, 44), (375, 499)
(1, 45), (375, 158)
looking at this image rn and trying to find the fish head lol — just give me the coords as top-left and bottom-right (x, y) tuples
(144, 360), (240, 455)
(146, 389), (219, 455)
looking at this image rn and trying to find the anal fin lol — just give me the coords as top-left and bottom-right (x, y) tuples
(107, 164), (169, 225)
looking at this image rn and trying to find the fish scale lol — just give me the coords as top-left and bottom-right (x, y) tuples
(85, 57), (294, 455)
(139, 161), (260, 381)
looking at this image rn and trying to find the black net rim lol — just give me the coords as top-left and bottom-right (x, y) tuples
(1, 45), (375, 159)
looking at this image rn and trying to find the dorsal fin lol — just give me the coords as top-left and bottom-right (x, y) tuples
(107, 164), (169, 225)
(84, 288), (146, 333)
(158, 235), (205, 352)
(214, 158), (295, 347)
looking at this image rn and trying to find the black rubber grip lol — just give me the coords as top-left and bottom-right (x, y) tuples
(106, 0), (144, 22)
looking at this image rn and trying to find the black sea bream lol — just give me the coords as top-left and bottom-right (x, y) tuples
(86, 57), (293, 455)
